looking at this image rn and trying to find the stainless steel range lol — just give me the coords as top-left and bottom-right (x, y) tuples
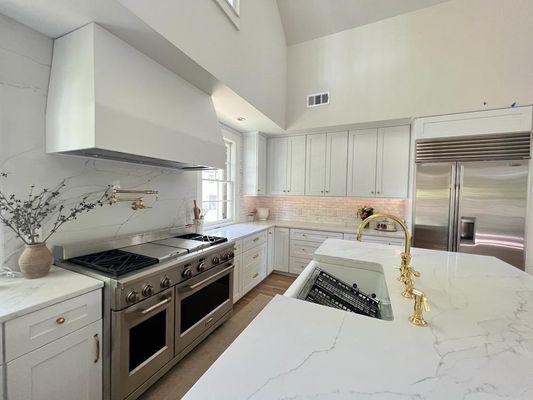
(54, 230), (235, 400)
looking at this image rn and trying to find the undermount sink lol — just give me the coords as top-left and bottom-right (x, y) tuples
(285, 260), (394, 321)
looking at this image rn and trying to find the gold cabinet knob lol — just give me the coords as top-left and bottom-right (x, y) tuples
(56, 316), (66, 324)
(409, 289), (429, 327)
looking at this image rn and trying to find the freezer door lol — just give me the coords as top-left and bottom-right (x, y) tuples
(413, 163), (456, 251)
(457, 160), (528, 269)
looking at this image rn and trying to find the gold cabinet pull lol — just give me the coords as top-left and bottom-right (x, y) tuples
(94, 334), (100, 363)
(252, 254), (259, 259)
(56, 317), (66, 324)
(252, 272), (259, 279)
(253, 237), (259, 242)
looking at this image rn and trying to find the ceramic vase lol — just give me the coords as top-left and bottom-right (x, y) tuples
(18, 243), (53, 279)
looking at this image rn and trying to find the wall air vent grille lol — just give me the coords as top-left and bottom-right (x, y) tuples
(415, 132), (532, 163)
(307, 92), (330, 108)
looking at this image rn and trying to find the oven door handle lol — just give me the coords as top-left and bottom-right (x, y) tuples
(140, 298), (171, 315)
(187, 264), (234, 290)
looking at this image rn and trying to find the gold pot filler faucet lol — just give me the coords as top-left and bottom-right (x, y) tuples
(356, 213), (429, 327)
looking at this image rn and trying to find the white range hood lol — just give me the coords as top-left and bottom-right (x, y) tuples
(46, 23), (226, 170)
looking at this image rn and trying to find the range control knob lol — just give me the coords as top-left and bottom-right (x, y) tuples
(160, 276), (172, 288)
(182, 266), (193, 279)
(221, 253), (229, 262)
(198, 262), (206, 272)
(141, 284), (154, 297)
(228, 251), (235, 259)
(212, 256), (220, 265)
(126, 290), (138, 303)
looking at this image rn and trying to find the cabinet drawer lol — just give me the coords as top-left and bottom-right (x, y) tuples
(290, 240), (320, 259)
(242, 259), (266, 294)
(5, 289), (101, 362)
(363, 237), (404, 246)
(242, 243), (267, 267)
(242, 230), (267, 252)
(233, 239), (243, 255)
(290, 229), (343, 243)
(289, 258), (311, 275)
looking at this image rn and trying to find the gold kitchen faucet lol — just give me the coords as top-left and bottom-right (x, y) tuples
(356, 213), (420, 298)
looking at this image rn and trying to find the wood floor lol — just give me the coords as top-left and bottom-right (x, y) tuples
(233, 272), (296, 313)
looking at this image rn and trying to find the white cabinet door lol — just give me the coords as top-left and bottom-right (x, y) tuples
(243, 133), (267, 195)
(325, 131), (348, 196)
(287, 136), (306, 195)
(233, 254), (243, 302)
(267, 137), (288, 195)
(347, 129), (378, 197)
(376, 126), (410, 198)
(305, 133), (327, 196)
(267, 228), (275, 275)
(7, 320), (102, 400)
(257, 134), (267, 195)
(273, 227), (289, 272)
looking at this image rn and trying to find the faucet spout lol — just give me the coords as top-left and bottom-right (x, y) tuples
(356, 213), (419, 298)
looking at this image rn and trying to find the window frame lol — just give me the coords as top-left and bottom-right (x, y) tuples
(212, 0), (240, 30)
(198, 128), (241, 228)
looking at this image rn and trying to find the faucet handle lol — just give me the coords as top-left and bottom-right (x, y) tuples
(408, 266), (421, 278)
(409, 288), (429, 327)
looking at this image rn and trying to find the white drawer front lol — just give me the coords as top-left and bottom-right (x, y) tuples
(242, 243), (267, 267)
(290, 240), (320, 259)
(242, 230), (268, 252)
(289, 258), (311, 275)
(233, 239), (243, 255)
(363, 237), (404, 246)
(5, 290), (101, 362)
(290, 229), (343, 243)
(242, 259), (266, 294)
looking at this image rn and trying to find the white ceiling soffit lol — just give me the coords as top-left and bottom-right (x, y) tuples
(277, 0), (451, 45)
(0, 0), (286, 134)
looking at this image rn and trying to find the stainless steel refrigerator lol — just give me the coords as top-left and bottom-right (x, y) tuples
(413, 133), (530, 270)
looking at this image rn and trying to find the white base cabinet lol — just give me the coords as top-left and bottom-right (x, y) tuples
(273, 227), (290, 272)
(7, 319), (102, 400)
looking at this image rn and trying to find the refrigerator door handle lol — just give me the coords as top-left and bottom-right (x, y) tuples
(448, 163), (459, 252)
(460, 217), (476, 244)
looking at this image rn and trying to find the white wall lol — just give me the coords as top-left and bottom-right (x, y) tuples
(119, 0), (287, 128)
(0, 15), (197, 271)
(286, 0), (533, 131)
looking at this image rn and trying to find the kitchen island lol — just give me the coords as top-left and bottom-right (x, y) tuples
(183, 239), (533, 399)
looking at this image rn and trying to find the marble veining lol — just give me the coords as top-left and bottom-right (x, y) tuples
(183, 240), (533, 400)
(0, 15), (198, 272)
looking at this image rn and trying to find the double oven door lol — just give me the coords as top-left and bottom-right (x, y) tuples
(112, 288), (175, 400)
(176, 262), (234, 354)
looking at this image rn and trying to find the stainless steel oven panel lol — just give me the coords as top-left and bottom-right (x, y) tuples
(176, 262), (234, 353)
(111, 288), (175, 400)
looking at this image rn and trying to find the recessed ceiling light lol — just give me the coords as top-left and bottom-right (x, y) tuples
(236, 117), (246, 122)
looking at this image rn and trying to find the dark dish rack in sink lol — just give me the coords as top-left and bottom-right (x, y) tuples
(298, 268), (381, 319)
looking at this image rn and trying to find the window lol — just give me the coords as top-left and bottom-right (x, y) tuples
(225, 0), (239, 14)
(201, 139), (236, 225)
(212, 0), (240, 29)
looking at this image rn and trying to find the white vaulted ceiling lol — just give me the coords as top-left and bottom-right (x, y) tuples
(277, 0), (450, 45)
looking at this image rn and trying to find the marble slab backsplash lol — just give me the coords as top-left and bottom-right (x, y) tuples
(0, 15), (197, 271)
(240, 195), (407, 225)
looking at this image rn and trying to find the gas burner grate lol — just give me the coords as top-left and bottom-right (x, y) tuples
(176, 233), (228, 245)
(69, 249), (159, 277)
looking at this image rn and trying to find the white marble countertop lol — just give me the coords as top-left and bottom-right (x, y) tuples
(184, 239), (533, 399)
(0, 266), (103, 323)
(205, 220), (404, 241)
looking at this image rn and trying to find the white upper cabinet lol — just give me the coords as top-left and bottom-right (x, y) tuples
(348, 126), (410, 198)
(287, 136), (306, 195)
(305, 134), (327, 195)
(325, 132), (348, 196)
(306, 132), (348, 196)
(376, 126), (411, 198)
(347, 129), (378, 197)
(267, 136), (306, 195)
(267, 137), (288, 195)
(243, 132), (267, 195)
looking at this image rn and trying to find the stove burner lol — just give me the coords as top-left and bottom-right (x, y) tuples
(69, 249), (159, 277)
(176, 233), (228, 245)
